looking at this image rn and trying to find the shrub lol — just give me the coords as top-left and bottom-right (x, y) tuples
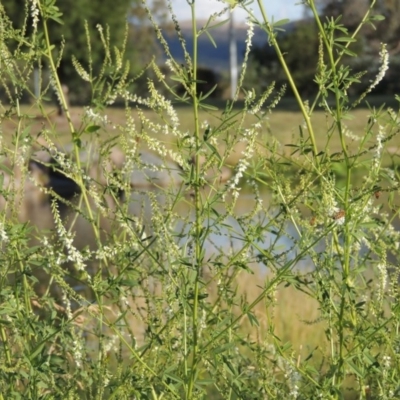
(0, 1), (400, 399)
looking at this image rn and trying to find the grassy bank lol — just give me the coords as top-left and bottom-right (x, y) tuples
(4, 103), (400, 164)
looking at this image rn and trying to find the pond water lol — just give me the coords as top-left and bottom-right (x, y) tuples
(126, 187), (305, 272)
(125, 186), (399, 276)
(14, 180), (395, 300)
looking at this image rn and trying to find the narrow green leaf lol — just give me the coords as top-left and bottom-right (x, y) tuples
(50, 16), (64, 25)
(29, 341), (47, 361)
(273, 18), (290, 27)
(204, 30), (217, 48)
(170, 75), (185, 83)
(205, 142), (222, 162)
(335, 36), (356, 43)
(164, 373), (184, 384)
(247, 311), (259, 327)
(208, 18), (230, 30)
(214, 342), (236, 354)
(345, 359), (365, 378)
(199, 83), (218, 101)
(195, 379), (215, 386)
(199, 103), (219, 111)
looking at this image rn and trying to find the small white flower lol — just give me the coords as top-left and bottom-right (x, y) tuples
(376, 262), (387, 304)
(30, 0), (40, 30)
(382, 355), (391, 369)
(0, 223), (8, 243)
(368, 43), (389, 93)
(104, 336), (118, 354)
(73, 338), (83, 368)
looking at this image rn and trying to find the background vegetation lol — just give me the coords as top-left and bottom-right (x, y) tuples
(247, 0), (400, 96)
(1, 0), (169, 104)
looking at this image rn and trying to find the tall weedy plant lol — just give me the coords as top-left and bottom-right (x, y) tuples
(0, 0), (399, 398)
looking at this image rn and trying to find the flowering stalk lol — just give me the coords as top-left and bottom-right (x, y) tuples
(187, 1), (202, 398)
(309, 0), (378, 112)
(38, 0), (103, 253)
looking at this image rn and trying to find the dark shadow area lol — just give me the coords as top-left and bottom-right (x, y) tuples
(155, 95), (400, 112)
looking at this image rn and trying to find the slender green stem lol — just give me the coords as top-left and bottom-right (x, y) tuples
(13, 99), (33, 317)
(183, 300), (188, 392)
(40, 4), (103, 252)
(187, 2), (202, 398)
(110, 325), (180, 398)
(38, 2), (111, 377)
(254, 0), (319, 162)
(0, 326), (11, 367)
(307, 1), (358, 382)
(309, 0), (377, 113)
(308, 2), (348, 161)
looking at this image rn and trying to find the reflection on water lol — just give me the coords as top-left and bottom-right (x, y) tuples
(9, 183), (312, 299)
(127, 187), (302, 272)
(112, 184), (400, 286)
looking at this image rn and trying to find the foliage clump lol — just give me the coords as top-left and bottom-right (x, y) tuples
(0, 1), (400, 399)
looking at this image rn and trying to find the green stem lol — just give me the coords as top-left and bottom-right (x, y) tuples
(254, 0), (319, 162)
(309, 0), (377, 113)
(39, 2), (109, 367)
(308, 1), (358, 382)
(109, 325), (180, 398)
(13, 99), (33, 318)
(0, 326), (11, 367)
(40, 4), (102, 251)
(308, 2), (348, 160)
(187, 2), (201, 399)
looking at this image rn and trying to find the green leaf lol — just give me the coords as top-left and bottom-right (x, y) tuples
(49, 15), (64, 25)
(0, 163), (12, 175)
(336, 45), (357, 57)
(195, 379), (215, 386)
(247, 311), (259, 327)
(199, 103), (219, 111)
(335, 36), (356, 43)
(345, 359), (365, 378)
(273, 18), (290, 27)
(222, 356), (237, 375)
(29, 341), (47, 362)
(170, 75), (186, 83)
(205, 142), (222, 162)
(163, 373), (184, 384)
(85, 124), (101, 133)
(204, 30), (217, 48)
(199, 84), (218, 101)
(304, 346), (318, 362)
(369, 14), (385, 21)
(207, 18), (230, 30)
(214, 342), (236, 354)
(73, 136), (82, 148)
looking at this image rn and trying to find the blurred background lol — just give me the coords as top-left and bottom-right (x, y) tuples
(2, 0), (400, 106)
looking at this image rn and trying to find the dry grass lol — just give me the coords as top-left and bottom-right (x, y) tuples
(235, 271), (326, 360)
(3, 105), (399, 165)
(0, 103), (392, 360)
(73, 269), (327, 368)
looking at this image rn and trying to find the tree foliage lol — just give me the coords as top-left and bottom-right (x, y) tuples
(248, 0), (400, 97)
(247, 21), (320, 96)
(1, 0), (166, 103)
(317, 0), (400, 50)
